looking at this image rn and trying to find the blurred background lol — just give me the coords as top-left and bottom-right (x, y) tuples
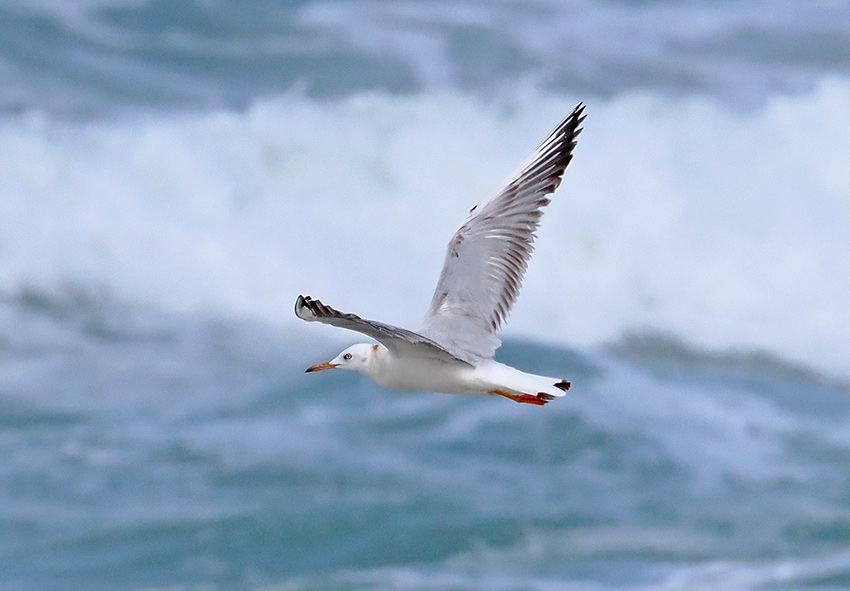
(1, 1), (850, 590)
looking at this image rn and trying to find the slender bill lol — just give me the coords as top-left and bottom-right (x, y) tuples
(305, 361), (338, 372)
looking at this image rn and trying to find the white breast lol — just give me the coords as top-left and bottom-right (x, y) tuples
(369, 350), (478, 394)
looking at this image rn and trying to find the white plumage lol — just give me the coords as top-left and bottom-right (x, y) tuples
(296, 104), (584, 405)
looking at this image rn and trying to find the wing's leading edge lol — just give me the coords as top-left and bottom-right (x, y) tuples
(295, 295), (471, 365)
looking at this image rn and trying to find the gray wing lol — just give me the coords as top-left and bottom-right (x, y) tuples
(295, 295), (472, 365)
(419, 104), (585, 362)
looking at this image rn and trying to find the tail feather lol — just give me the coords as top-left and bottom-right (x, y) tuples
(554, 380), (571, 392)
(481, 362), (572, 405)
(495, 377), (572, 405)
(533, 377), (572, 399)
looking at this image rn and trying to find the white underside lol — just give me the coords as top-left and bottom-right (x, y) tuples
(366, 346), (567, 398)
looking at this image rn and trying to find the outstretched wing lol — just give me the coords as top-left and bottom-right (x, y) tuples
(295, 295), (472, 365)
(419, 104), (585, 361)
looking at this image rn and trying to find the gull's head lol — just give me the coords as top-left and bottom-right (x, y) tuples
(306, 343), (377, 374)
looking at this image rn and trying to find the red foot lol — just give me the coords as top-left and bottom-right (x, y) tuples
(491, 390), (554, 406)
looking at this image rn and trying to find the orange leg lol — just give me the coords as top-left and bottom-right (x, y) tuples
(491, 389), (554, 406)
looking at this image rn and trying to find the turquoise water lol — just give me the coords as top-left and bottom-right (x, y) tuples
(2, 1), (850, 589)
(3, 294), (850, 590)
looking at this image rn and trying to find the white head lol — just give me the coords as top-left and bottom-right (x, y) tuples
(305, 343), (377, 375)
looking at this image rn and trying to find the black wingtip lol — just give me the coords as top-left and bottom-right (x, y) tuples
(569, 103), (586, 137)
(555, 380), (571, 392)
(295, 294), (318, 321)
(564, 103), (586, 143)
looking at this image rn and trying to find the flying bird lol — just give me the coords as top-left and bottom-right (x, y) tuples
(296, 104), (585, 405)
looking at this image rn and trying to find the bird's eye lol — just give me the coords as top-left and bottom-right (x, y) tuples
(343, 353), (352, 361)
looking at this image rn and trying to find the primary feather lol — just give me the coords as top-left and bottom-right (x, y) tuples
(295, 295), (469, 365)
(418, 104), (585, 361)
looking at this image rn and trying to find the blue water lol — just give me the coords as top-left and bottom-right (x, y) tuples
(2, 1), (850, 590)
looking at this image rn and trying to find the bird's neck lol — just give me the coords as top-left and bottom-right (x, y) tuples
(363, 343), (391, 379)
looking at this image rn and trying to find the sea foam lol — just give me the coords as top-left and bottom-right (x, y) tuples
(1, 80), (848, 377)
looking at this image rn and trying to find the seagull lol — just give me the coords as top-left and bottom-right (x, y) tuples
(296, 104), (585, 405)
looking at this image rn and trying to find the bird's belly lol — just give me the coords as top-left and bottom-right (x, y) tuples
(372, 358), (477, 394)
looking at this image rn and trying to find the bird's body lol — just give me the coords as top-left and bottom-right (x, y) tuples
(326, 342), (569, 400)
(297, 104), (585, 405)
(366, 345), (476, 393)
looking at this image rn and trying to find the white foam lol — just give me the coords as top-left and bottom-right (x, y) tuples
(1, 80), (849, 376)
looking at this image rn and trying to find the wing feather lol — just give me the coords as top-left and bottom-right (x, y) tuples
(419, 104), (585, 361)
(295, 295), (471, 365)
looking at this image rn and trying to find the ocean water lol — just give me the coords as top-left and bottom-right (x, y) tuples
(2, 1), (850, 590)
